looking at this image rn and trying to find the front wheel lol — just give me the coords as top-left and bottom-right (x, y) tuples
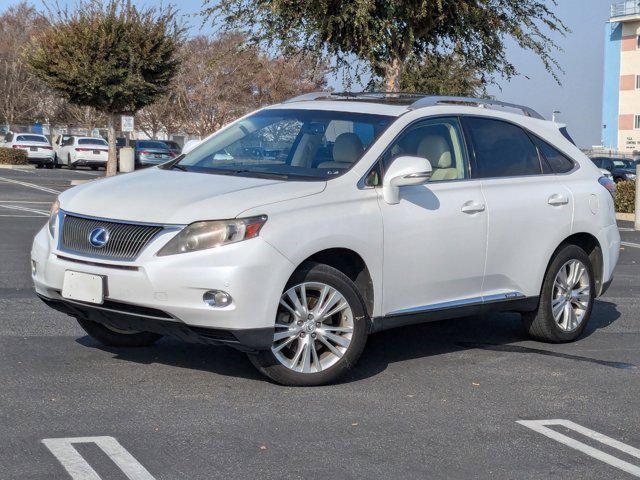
(522, 245), (595, 343)
(77, 318), (162, 347)
(248, 262), (369, 386)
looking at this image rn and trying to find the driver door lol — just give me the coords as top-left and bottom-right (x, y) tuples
(377, 116), (488, 318)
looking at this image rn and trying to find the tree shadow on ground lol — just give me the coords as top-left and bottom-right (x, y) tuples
(76, 299), (623, 385)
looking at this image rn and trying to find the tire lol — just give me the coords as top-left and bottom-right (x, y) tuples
(45, 162), (53, 169)
(76, 317), (162, 347)
(34, 163), (42, 169)
(522, 245), (595, 343)
(53, 155), (61, 169)
(68, 155), (76, 170)
(248, 262), (369, 386)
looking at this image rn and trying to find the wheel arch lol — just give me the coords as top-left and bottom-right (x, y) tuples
(548, 232), (604, 295)
(289, 248), (375, 317)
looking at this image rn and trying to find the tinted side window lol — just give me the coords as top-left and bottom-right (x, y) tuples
(464, 117), (541, 178)
(532, 136), (575, 173)
(591, 158), (602, 168)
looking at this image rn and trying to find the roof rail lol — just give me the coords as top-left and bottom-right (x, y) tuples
(409, 96), (545, 120)
(282, 91), (545, 120)
(283, 92), (331, 103)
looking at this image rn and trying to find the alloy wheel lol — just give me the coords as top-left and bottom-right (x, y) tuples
(551, 259), (590, 332)
(272, 282), (354, 373)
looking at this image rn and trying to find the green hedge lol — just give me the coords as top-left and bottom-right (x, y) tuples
(0, 147), (28, 165)
(615, 180), (636, 214)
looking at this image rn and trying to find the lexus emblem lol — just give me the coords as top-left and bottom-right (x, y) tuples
(88, 227), (109, 248)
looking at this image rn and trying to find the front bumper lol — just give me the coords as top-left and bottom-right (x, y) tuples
(37, 293), (273, 351)
(32, 224), (295, 350)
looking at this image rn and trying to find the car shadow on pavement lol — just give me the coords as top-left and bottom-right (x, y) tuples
(347, 299), (624, 382)
(75, 299), (623, 385)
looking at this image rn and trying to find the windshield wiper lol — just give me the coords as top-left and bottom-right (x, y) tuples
(170, 164), (188, 171)
(228, 169), (290, 180)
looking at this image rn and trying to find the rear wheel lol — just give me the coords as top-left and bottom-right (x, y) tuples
(248, 262), (369, 386)
(522, 245), (594, 343)
(77, 318), (161, 347)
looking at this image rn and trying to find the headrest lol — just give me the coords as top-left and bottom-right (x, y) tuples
(417, 135), (452, 169)
(333, 133), (364, 164)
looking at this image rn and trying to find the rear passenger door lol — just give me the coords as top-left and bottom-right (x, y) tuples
(461, 116), (573, 301)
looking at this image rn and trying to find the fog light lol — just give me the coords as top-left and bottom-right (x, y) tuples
(31, 260), (37, 276)
(203, 290), (232, 308)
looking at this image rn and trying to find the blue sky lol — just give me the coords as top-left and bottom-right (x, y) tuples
(2, 0), (612, 147)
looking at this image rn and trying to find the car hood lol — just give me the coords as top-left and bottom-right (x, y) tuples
(59, 167), (326, 224)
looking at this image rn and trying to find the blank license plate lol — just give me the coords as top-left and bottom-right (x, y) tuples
(93, 150), (101, 155)
(30, 147), (37, 151)
(61, 271), (105, 304)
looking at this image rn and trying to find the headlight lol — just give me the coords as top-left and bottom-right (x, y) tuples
(48, 199), (59, 237)
(157, 216), (267, 256)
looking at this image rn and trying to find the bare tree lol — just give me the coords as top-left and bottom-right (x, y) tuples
(173, 33), (327, 138)
(0, 2), (52, 125)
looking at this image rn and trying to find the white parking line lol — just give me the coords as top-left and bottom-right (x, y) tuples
(42, 436), (156, 480)
(619, 227), (635, 232)
(0, 175), (61, 194)
(0, 204), (49, 216)
(622, 241), (640, 249)
(518, 419), (640, 477)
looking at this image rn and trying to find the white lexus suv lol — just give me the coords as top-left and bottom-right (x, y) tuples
(32, 93), (620, 386)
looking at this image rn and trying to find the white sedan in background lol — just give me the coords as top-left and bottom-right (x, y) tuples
(58, 136), (109, 170)
(3, 132), (54, 168)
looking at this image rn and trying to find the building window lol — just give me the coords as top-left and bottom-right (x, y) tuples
(636, 75), (640, 89)
(637, 35), (640, 49)
(635, 115), (640, 130)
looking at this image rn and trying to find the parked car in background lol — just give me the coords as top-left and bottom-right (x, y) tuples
(590, 156), (637, 183)
(34, 93), (620, 386)
(159, 140), (182, 156)
(134, 140), (175, 168)
(4, 132), (54, 168)
(58, 136), (109, 170)
(53, 134), (73, 167)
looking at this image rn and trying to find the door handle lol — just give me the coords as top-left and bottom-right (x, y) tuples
(548, 194), (569, 206)
(461, 200), (486, 214)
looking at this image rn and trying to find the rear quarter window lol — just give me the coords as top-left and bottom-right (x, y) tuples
(531, 136), (575, 174)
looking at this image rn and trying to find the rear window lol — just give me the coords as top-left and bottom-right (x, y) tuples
(559, 127), (576, 145)
(136, 141), (168, 150)
(78, 138), (108, 146)
(16, 135), (48, 143)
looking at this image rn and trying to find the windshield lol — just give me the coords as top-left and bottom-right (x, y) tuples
(136, 141), (168, 150)
(612, 159), (634, 169)
(173, 109), (393, 180)
(78, 138), (107, 146)
(16, 135), (47, 143)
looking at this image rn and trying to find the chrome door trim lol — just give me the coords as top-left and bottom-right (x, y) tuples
(387, 291), (525, 317)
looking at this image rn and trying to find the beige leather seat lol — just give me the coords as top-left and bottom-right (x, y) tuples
(318, 133), (363, 169)
(417, 135), (458, 181)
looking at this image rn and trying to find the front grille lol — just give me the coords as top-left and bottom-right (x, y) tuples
(60, 214), (164, 260)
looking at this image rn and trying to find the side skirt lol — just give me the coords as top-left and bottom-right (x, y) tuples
(370, 295), (539, 333)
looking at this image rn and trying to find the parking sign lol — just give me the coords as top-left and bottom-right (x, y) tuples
(121, 115), (134, 132)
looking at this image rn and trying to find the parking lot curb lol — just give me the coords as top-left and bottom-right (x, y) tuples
(70, 179), (92, 186)
(616, 212), (635, 222)
(0, 164), (35, 170)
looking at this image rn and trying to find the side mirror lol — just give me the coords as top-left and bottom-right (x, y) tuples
(382, 155), (432, 204)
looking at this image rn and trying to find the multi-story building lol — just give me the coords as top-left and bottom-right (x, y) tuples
(603, 1), (640, 154)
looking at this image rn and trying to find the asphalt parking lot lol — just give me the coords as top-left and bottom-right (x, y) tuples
(1, 167), (640, 479)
